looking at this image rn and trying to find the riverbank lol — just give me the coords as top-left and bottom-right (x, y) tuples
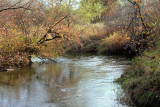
(0, 53), (31, 72)
(0, 23), (139, 71)
(67, 24), (133, 55)
(116, 44), (160, 106)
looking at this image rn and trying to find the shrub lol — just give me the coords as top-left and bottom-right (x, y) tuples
(98, 31), (130, 53)
(68, 23), (107, 52)
(117, 43), (160, 106)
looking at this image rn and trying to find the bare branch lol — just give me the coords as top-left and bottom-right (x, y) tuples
(38, 15), (68, 44)
(126, 0), (134, 4)
(39, 36), (61, 44)
(0, 6), (31, 12)
(52, 15), (68, 28)
(10, 1), (22, 8)
(0, 0), (33, 13)
(126, 16), (134, 31)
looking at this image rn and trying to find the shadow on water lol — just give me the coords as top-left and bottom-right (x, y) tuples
(0, 54), (131, 107)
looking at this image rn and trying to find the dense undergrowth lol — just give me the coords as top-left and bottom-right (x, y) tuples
(116, 43), (160, 106)
(67, 23), (131, 54)
(0, 24), (78, 71)
(0, 1), (80, 71)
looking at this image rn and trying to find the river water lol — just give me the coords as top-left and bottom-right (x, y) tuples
(0, 54), (131, 107)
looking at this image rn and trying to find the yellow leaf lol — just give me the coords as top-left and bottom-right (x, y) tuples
(126, 37), (130, 40)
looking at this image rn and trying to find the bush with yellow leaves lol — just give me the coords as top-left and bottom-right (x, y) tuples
(98, 31), (130, 53)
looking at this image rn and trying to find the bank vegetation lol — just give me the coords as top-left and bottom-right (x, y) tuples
(0, 0), (160, 106)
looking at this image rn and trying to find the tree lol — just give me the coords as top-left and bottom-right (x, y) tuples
(77, 0), (105, 23)
(0, 0), (80, 68)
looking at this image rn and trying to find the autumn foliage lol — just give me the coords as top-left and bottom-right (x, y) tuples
(0, 0), (160, 70)
(0, 0), (80, 70)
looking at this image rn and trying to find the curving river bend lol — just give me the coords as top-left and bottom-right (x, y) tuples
(0, 54), (131, 107)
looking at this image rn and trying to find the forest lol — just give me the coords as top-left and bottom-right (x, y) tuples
(0, 0), (159, 106)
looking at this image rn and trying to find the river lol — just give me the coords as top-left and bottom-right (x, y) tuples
(0, 54), (131, 107)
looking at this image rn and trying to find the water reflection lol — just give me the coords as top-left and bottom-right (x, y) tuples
(0, 54), (131, 107)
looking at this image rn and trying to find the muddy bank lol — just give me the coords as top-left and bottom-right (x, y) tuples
(0, 54), (32, 72)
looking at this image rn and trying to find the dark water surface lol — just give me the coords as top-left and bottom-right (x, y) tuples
(0, 54), (131, 107)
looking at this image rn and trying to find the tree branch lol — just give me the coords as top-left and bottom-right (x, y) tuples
(0, 0), (32, 13)
(38, 15), (68, 44)
(126, 0), (147, 30)
(52, 15), (68, 28)
(126, 16), (134, 31)
(0, 6), (31, 12)
(126, 0), (134, 4)
(39, 36), (61, 44)
(136, 4), (147, 29)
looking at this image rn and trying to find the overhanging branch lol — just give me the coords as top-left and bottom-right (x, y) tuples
(126, 0), (134, 4)
(0, 0), (32, 13)
(38, 15), (68, 44)
(39, 36), (61, 44)
(0, 7), (31, 12)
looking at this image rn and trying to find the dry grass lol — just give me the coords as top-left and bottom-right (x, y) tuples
(68, 24), (131, 54)
(98, 31), (130, 53)
(80, 23), (106, 38)
(68, 23), (107, 52)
